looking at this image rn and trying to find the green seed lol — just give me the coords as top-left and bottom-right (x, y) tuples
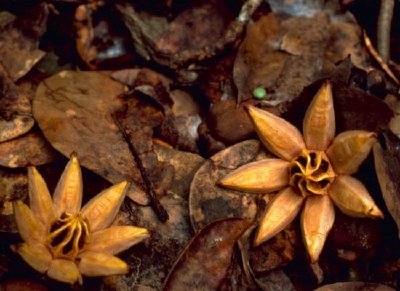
(252, 87), (267, 99)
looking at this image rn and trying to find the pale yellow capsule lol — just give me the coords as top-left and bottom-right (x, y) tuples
(254, 187), (303, 246)
(79, 252), (129, 277)
(326, 130), (377, 175)
(13, 201), (45, 244)
(247, 106), (305, 161)
(83, 226), (150, 255)
(15, 243), (52, 274)
(53, 153), (83, 216)
(303, 81), (335, 151)
(301, 195), (335, 262)
(47, 259), (82, 284)
(329, 175), (383, 219)
(81, 181), (129, 232)
(217, 159), (290, 193)
(28, 166), (55, 226)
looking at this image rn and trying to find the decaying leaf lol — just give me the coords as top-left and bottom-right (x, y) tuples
(154, 143), (204, 199)
(104, 193), (192, 291)
(117, 0), (254, 71)
(33, 71), (150, 204)
(324, 14), (372, 73)
(0, 167), (27, 235)
(163, 218), (249, 290)
(104, 143), (204, 290)
(238, 207), (299, 276)
(113, 68), (202, 153)
(0, 4), (47, 81)
(0, 131), (58, 168)
(206, 99), (255, 145)
(233, 12), (330, 103)
(0, 66), (34, 143)
(373, 131), (400, 238)
(74, 4), (134, 69)
(189, 140), (262, 231)
(328, 210), (381, 255)
(283, 59), (393, 133)
(155, 0), (236, 56)
(114, 90), (175, 202)
(314, 281), (395, 291)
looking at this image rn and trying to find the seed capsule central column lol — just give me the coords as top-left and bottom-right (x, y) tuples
(289, 150), (336, 197)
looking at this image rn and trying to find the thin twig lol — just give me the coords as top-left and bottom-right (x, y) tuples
(112, 114), (169, 223)
(364, 30), (400, 85)
(377, 0), (394, 62)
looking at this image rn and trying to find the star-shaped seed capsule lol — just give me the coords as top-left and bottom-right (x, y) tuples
(12, 154), (149, 284)
(218, 82), (383, 262)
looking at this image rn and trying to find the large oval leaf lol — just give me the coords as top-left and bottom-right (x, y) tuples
(34, 71), (148, 203)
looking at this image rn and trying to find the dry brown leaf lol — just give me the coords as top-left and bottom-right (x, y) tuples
(33, 71), (149, 204)
(189, 140), (263, 231)
(0, 131), (58, 168)
(163, 218), (249, 291)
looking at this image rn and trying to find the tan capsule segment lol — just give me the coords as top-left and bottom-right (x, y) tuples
(83, 226), (150, 255)
(303, 81), (335, 151)
(326, 130), (377, 175)
(79, 252), (128, 277)
(28, 166), (55, 226)
(13, 201), (46, 244)
(247, 106), (305, 161)
(254, 187), (304, 246)
(301, 195), (335, 262)
(47, 259), (82, 284)
(81, 181), (129, 232)
(329, 175), (383, 219)
(53, 153), (83, 216)
(217, 159), (290, 193)
(15, 243), (52, 274)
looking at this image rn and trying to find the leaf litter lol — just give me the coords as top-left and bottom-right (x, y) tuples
(0, 0), (399, 290)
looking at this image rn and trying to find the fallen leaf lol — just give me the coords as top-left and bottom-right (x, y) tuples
(0, 4), (47, 81)
(206, 99), (255, 145)
(154, 143), (204, 199)
(104, 194), (192, 291)
(0, 279), (48, 291)
(282, 59), (393, 133)
(33, 71), (149, 204)
(324, 14), (372, 73)
(117, 0), (247, 69)
(314, 281), (395, 291)
(255, 270), (296, 291)
(189, 140), (262, 231)
(155, 0), (235, 55)
(0, 67), (34, 143)
(233, 13), (331, 103)
(0, 131), (58, 168)
(115, 91), (175, 201)
(0, 168), (27, 233)
(0, 168), (27, 212)
(328, 210), (381, 255)
(163, 218), (249, 291)
(112, 68), (202, 152)
(373, 131), (400, 238)
(237, 197), (300, 277)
